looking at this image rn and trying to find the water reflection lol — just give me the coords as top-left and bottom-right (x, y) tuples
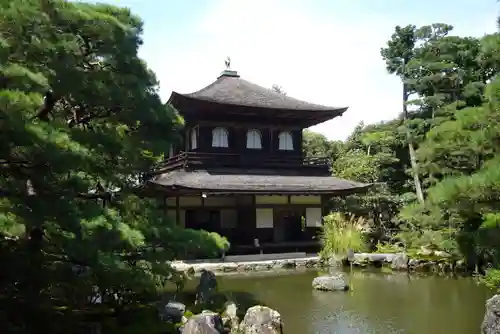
(217, 270), (491, 334)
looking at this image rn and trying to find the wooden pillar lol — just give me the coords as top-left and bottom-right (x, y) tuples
(320, 195), (329, 219)
(185, 127), (190, 151)
(175, 196), (180, 226)
(269, 128), (274, 153)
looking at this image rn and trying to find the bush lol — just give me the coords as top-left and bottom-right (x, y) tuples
(319, 213), (368, 259)
(480, 268), (500, 292)
(167, 228), (230, 260)
(374, 241), (405, 254)
(208, 231), (231, 253)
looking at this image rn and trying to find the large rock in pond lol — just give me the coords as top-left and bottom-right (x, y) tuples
(196, 269), (218, 305)
(181, 311), (225, 334)
(312, 274), (349, 291)
(482, 294), (500, 334)
(239, 306), (283, 334)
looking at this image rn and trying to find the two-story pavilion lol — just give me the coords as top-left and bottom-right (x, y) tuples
(147, 69), (370, 255)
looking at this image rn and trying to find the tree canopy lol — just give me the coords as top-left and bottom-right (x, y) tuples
(304, 19), (500, 279)
(0, 1), (226, 332)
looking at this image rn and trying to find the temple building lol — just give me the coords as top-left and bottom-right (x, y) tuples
(148, 68), (370, 255)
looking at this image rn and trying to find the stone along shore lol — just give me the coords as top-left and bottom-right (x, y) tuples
(170, 252), (468, 275)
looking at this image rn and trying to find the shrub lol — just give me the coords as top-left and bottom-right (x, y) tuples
(374, 241), (405, 254)
(480, 268), (500, 292)
(208, 231), (230, 253)
(319, 212), (368, 259)
(168, 228), (230, 260)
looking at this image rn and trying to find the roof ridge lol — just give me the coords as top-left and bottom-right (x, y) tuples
(241, 77), (335, 109)
(183, 76), (226, 97)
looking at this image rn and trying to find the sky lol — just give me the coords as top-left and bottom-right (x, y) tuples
(103, 0), (498, 140)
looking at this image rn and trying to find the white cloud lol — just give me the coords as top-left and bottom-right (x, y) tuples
(140, 0), (496, 141)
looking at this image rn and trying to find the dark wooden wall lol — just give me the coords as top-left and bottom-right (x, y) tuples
(186, 123), (303, 158)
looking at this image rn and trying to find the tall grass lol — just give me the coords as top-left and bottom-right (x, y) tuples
(319, 212), (368, 259)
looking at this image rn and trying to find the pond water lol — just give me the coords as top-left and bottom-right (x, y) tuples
(216, 270), (491, 334)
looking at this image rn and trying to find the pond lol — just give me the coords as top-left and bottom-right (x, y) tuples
(215, 270), (491, 334)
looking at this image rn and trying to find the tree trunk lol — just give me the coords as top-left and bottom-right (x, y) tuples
(23, 179), (49, 332)
(402, 82), (425, 204)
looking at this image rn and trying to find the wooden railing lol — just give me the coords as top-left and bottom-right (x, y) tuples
(154, 151), (331, 173)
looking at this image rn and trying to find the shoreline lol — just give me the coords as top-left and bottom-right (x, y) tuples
(170, 252), (469, 275)
(171, 256), (320, 274)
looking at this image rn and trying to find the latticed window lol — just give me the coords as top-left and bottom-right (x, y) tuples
(212, 127), (229, 147)
(246, 129), (262, 149)
(190, 127), (198, 150)
(278, 131), (293, 150)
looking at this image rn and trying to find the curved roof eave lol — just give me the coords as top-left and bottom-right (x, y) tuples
(169, 91), (348, 116)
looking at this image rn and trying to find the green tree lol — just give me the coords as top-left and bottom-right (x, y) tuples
(302, 130), (343, 161)
(399, 76), (500, 265)
(0, 1), (224, 332)
(331, 121), (409, 246)
(381, 24), (427, 204)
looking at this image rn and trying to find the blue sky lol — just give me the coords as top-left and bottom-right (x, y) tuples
(103, 0), (498, 140)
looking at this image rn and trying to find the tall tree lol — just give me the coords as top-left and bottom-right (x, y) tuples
(394, 17), (500, 270)
(399, 75), (500, 264)
(0, 1), (225, 332)
(381, 25), (426, 204)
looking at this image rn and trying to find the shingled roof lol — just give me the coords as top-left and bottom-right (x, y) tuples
(169, 70), (347, 114)
(150, 169), (371, 195)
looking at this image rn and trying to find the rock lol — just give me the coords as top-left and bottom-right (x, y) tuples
(482, 294), (500, 334)
(455, 259), (467, 272)
(220, 264), (238, 272)
(195, 269), (218, 305)
(222, 301), (239, 332)
(239, 305), (283, 334)
(417, 246), (433, 256)
(390, 253), (408, 270)
(350, 253), (408, 269)
(351, 253), (369, 267)
(280, 261), (296, 269)
(312, 274), (349, 291)
(181, 311), (225, 334)
(408, 258), (419, 268)
(224, 301), (238, 319)
(305, 259), (319, 268)
(434, 250), (451, 258)
(413, 261), (432, 272)
(158, 301), (186, 323)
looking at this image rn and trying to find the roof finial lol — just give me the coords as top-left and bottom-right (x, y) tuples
(219, 57), (239, 78)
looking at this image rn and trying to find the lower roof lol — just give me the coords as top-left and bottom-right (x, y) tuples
(150, 169), (371, 195)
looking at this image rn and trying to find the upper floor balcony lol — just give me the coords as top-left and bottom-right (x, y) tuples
(154, 151), (331, 176)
